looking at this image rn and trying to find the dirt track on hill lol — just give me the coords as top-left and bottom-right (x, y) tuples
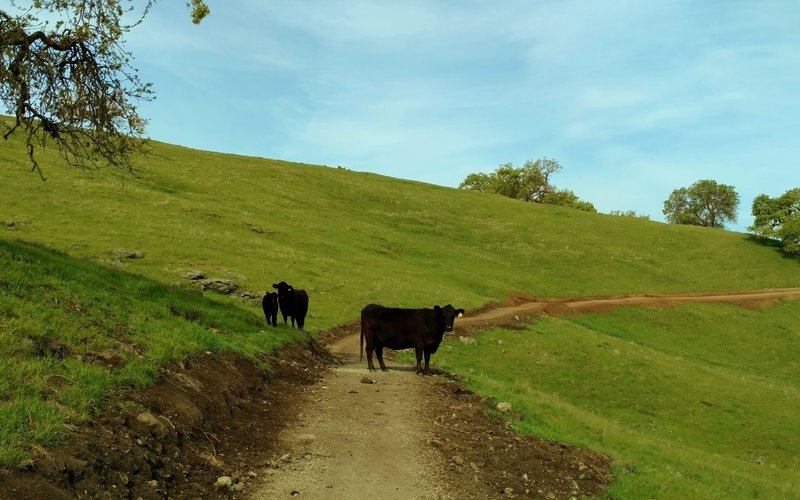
(3, 288), (799, 499)
(250, 288), (800, 499)
(457, 287), (800, 331)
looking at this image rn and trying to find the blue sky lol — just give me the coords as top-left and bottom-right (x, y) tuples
(128, 1), (799, 231)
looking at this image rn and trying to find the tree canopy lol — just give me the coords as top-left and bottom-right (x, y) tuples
(662, 179), (739, 228)
(749, 188), (800, 255)
(0, 0), (209, 178)
(459, 158), (596, 212)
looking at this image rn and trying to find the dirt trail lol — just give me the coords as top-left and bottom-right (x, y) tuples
(458, 287), (800, 330)
(250, 336), (465, 499)
(250, 288), (800, 499)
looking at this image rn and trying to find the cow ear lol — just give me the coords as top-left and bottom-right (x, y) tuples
(272, 283), (278, 289)
(434, 305), (441, 312)
(457, 309), (465, 318)
(288, 286), (293, 292)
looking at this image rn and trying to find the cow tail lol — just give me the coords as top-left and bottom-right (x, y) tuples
(359, 318), (364, 362)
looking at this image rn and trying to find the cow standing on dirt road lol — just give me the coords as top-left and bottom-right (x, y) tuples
(360, 304), (464, 374)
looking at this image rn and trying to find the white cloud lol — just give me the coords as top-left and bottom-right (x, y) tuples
(120, 0), (798, 231)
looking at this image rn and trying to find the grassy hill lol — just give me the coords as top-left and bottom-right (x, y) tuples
(2, 126), (799, 496)
(2, 131), (797, 327)
(436, 302), (800, 498)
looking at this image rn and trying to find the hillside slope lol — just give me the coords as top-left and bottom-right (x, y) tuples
(2, 128), (799, 497)
(1, 130), (797, 330)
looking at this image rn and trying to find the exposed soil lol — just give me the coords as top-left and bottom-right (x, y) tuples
(2, 288), (798, 499)
(251, 333), (612, 499)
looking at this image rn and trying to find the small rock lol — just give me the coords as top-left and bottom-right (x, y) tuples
(199, 278), (238, 294)
(522, 473), (528, 482)
(502, 487), (514, 496)
(183, 270), (206, 280)
(136, 411), (168, 438)
(148, 480), (159, 488)
(113, 248), (144, 260)
(360, 377), (377, 384)
(280, 453), (292, 462)
(213, 476), (232, 491)
(452, 455), (464, 466)
(247, 471), (258, 478)
(231, 483), (245, 492)
(496, 402), (512, 413)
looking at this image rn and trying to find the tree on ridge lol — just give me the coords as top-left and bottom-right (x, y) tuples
(662, 179), (739, 229)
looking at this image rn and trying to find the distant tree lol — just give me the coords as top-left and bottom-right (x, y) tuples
(458, 171), (493, 193)
(610, 210), (650, 220)
(0, 0), (209, 178)
(520, 157), (561, 202)
(748, 188), (800, 255)
(540, 189), (596, 213)
(492, 163), (529, 200)
(662, 180), (739, 228)
(459, 157), (595, 211)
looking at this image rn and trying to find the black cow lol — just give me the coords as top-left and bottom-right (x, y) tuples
(272, 281), (309, 330)
(261, 292), (279, 327)
(360, 304), (464, 374)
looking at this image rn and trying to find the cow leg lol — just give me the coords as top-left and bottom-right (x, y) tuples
(291, 316), (296, 328)
(414, 346), (424, 374)
(365, 338), (376, 371)
(423, 349), (432, 374)
(282, 313), (288, 325)
(375, 343), (388, 371)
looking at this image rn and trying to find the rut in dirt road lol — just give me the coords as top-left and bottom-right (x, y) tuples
(250, 288), (800, 499)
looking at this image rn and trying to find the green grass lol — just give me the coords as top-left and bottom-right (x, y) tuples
(2, 117), (800, 491)
(0, 238), (307, 466)
(1, 121), (798, 331)
(435, 302), (800, 498)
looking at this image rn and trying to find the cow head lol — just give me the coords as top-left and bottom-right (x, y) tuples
(434, 304), (465, 333)
(263, 291), (278, 306)
(272, 281), (293, 297)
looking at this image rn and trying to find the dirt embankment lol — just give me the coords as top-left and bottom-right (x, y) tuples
(2, 288), (798, 499)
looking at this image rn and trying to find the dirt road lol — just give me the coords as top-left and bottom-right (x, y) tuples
(458, 287), (800, 330)
(251, 336), (461, 499)
(251, 288), (800, 499)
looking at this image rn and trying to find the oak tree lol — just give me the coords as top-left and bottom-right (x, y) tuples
(0, 0), (209, 178)
(459, 157), (596, 212)
(749, 188), (800, 255)
(662, 179), (739, 228)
